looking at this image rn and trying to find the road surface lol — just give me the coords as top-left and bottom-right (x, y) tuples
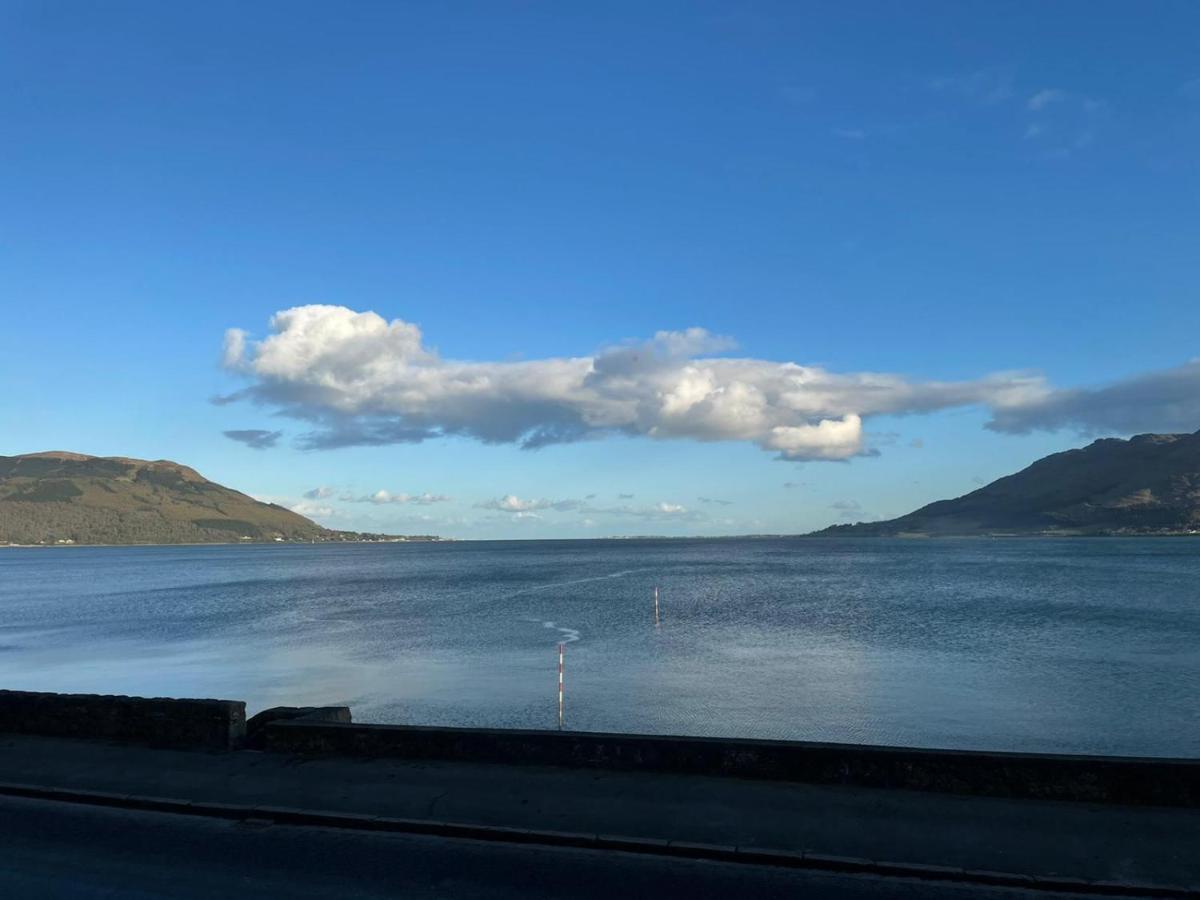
(0, 795), (1089, 899)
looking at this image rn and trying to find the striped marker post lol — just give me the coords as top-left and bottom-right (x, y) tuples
(557, 642), (564, 730)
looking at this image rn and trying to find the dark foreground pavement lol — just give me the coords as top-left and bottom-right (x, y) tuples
(0, 795), (1097, 899)
(0, 735), (1196, 895)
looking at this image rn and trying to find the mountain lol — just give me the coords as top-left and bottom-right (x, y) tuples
(0, 451), (334, 545)
(813, 431), (1200, 537)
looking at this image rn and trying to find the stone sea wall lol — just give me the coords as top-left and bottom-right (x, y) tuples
(0, 689), (246, 750)
(2, 689), (1196, 806)
(262, 719), (1200, 807)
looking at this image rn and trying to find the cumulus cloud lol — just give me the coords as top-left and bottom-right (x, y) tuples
(986, 359), (1200, 436)
(303, 486), (335, 499)
(346, 489), (451, 505)
(475, 495), (580, 512)
(223, 429), (282, 449)
(288, 500), (335, 518)
(587, 501), (703, 522)
(218, 305), (1066, 462)
(474, 494), (701, 521)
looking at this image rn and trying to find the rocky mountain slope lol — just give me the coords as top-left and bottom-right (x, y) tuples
(0, 452), (330, 545)
(813, 431), (1200, 537)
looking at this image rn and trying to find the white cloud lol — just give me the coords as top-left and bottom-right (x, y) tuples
(1027, 88), (1067, 111)
(287, 500), (336, 518)
(220, 305), (1061, 461)
(475, 495), (579, 512)
(929, 68), (1015, 105)
(474, 494), (702, 522)
(222, 329), (248, 370)
(347, 489), (451, 505)
(303, 486), (335, 499)
(1023, 90), (1108, 158)
(764, 414), (866, 460)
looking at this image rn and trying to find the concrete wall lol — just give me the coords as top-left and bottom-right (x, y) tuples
(244, 706), (352, 750)
(0, 690), (246, 750)
(265, 720), (1200, 807)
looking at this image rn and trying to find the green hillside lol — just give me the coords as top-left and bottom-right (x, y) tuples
(0, 452), (331, 545)
(813, 431), (1200, 537)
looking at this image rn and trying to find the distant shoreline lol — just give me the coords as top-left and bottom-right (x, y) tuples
(3, 532), (1198, 549)
(0, 538), (449, 549)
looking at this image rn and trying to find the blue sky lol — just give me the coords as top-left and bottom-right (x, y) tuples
(2, 1), (1198, 538)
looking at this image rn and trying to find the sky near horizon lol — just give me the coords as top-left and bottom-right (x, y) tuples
(2, 1), (1199, 538)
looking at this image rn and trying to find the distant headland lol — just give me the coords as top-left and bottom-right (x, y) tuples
(0, 452), (440, 546)
(812, 430), (1200, 538)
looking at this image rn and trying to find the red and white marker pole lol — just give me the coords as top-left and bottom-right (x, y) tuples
(557, 642), (564, 730)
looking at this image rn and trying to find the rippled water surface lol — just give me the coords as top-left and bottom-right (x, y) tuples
(2, 538), (1198, 756)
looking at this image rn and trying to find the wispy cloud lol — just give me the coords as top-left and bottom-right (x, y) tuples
(303, 486), (335, 499)
(288, 499), (336, 518)
(346, 489), (451, 505)
(475, 494), (703, 522)
(475, 495), (580, 512)
(598, 501), (701, 522)
(223, 429), (282, 450)
(987, 359), (1200, 436)
(929, 68), (1015, 105)
(1023, 89), (1108, 157)
(1027, 88), (1067, 111)
(832, 127), (866, 140)
(698, 496), (733, 506)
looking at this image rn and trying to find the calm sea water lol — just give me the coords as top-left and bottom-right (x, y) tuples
(1, 538), (1198, 756)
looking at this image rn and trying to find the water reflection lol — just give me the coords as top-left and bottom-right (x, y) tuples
(1, 538), (1198, 756)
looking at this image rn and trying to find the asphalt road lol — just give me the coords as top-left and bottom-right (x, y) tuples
(0, 796), (1092, 899)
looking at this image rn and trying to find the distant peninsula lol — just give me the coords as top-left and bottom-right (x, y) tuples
(813, 431), (1200, 537)
(0, 452), (440, 546)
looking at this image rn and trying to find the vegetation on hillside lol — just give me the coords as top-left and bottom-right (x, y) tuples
(813, 431), (1200, 537)
(0, 452), (437, 545)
